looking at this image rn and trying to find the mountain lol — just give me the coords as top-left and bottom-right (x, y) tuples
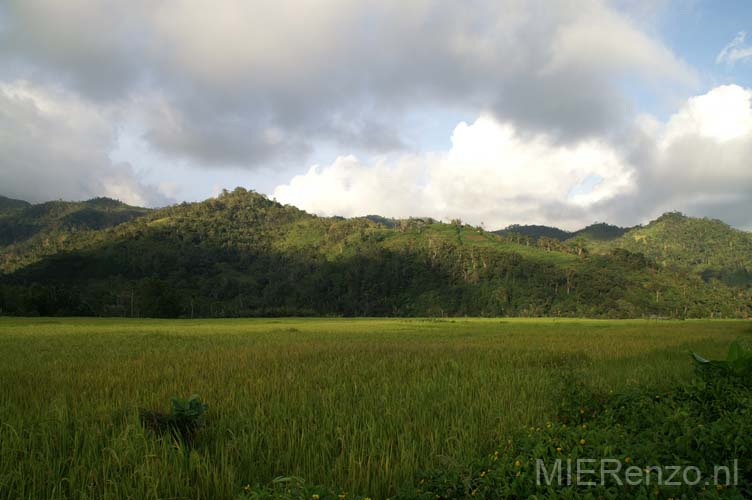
(597, 212), (752, 287)
(571, 223), (630, 242)
(0, 188), (749, 319)
(0, 197), (150, 271)
(494, 223), (629, 243)
(494, 224), (571, 241)
(0, 195), (31, 214)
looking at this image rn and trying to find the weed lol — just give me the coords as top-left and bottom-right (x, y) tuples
(139, 394), (208, 443)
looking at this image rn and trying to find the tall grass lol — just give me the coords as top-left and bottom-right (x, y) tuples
(0, 318), (748, 499)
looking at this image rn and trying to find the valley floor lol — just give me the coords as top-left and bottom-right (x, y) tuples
(0, 317), (749, 499)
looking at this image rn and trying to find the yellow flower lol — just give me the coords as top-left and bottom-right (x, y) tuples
(625, 456), (631, 463)
(515, 471), (521, 477)
(312, 495), (320, 500)
(243, 485), (251, 492)
(556, 447), (562, 453)
(515, 460), (522, 467)
(580, 439), (586, 445)
(581, 424), (587, 429)
(480, 471), (486, 478)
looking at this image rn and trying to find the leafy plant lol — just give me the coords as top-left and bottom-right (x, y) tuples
(140, 394), (208, 443)
(170, 394), (209, 419)
(693, 340), (752, 382)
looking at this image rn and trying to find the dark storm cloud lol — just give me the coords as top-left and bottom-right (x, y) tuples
(0, 0), (694, 169)
(0, 81), (169, 206)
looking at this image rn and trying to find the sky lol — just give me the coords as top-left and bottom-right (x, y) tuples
(1, 1), (751, 230)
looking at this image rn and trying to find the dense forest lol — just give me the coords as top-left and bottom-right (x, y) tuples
(0, 189), (750, 318)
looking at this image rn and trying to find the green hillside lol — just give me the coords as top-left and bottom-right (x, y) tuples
(0, 195), (31, 213)
(0, 188), (749, 318)
(596, 212), (752, 287)
(495, 222), (628, 243)
(571, 222), (629, 241)
(0, 197), (150, 271)
(494, 224), (571, 241)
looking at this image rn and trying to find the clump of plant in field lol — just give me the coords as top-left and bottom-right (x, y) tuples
(236, 344), (752, 500)
(139, 394), (208, 443)
(693, 340), (752, 383)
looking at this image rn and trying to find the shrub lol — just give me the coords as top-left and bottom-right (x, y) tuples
(140, 394), (208, 443)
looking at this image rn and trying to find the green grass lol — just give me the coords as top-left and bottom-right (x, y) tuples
(0, 317), (749, 499)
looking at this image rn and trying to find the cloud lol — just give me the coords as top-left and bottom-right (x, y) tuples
(273, 85), (752, 230)
(622, 85), (752, 229)
(274, 116), (636, 230)
(0, 0), (696, 169)
(661, 84), (752, 143)
(0, 81), (169, 206)
(716, 31), (752, 65)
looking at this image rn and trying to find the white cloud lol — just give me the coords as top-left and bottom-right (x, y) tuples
(274, 116), (636, 230)
(633, 85), (752, 227)
(0, 81), (168, 206)
(661, 85), (752, 144)
(716, 31), (752, 65)
(274, 85), (752, 230)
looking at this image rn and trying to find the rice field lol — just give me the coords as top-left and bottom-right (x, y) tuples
(0, 317), (749, 499)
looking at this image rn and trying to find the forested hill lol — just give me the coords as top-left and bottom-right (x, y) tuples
(0, 197), (150, 271)
(494, 222), (629, 242)
(594, 212), (752, 287)
(0, 195), (31, 212)
(0, 188), (750, 318)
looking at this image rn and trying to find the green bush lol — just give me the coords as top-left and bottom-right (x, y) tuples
(693, 340), (752, 382)
(140, 394), (208, 443)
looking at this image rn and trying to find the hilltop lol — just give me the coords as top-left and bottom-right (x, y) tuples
(596, 212), (752, 287)
(0, 188), (749, 318)
(0, 197), (150, 270)
(494, 222), (630, 242)
(0, 195), (31, 213)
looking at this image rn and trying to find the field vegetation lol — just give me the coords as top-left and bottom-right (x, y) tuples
(1, 317), (749, 499)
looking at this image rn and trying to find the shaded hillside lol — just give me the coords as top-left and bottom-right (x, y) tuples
(494, 224), (571, 241)
(571, 223), (629, 241)
(0, 197), (150, 271)
(0, 195), (31, 214)
(494, 223), (628, 243)
(1, 188), (748, 319)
